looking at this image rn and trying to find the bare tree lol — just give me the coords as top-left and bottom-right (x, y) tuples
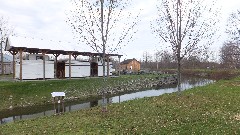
(67, 0), (140, 111)
(182, 55), (201, 69)
(154, 51), (161, 70)
(67, 0), (140, 75)
(226, 10), (240, 43)
(155, 50), (175, 69)
(0, 16), (12, 75)
(142, 51), (151, 66)
(152, 0), (219, 92)
(225, 10), (240, 68)
(220, 42), (240, 69)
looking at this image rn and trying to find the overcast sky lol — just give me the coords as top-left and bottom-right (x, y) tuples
(1, 0), (240, 61)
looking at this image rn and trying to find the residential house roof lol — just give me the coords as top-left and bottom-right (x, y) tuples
(120, 58), (140, 65)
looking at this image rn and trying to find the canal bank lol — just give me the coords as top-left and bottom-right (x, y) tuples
(0, 74), (175, 111)
(0, 77), (212, 125)
(1, 77), (240, 134)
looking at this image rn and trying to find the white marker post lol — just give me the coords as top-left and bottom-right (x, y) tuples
(51, 92), (65, 114)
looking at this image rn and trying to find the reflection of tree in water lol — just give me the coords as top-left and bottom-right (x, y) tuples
(181, 76), (212, 89)
(55, 103), (65, 114)
(182, 76), (201, 85)
(1, 119), (6, 124)
(187, 78), (199, 85)
(90, 100), (98, 107)
(101, 97), (113, 106)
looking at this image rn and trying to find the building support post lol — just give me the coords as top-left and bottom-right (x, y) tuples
(55, 56), (57, 78)
(89, 54), (93, 77)
(43, 52), (46, 80)
(9, 50), (18, 79)
(19, 49), (23, 81)
(118, 55), (121, 76)
(12, 54), (15, 79)
(68, 52), (73, 79)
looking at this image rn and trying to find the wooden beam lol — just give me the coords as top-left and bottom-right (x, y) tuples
(118, 55), (121, 76)
(13, 54), (15, 79)
(19, 49), (23, 81)
(9, 47), (26, 81)
(9, 50), (18, 79)
(43, 52), (46, 80)
(68, 52), (73, 79)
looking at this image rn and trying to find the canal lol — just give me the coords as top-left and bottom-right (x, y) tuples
(0, 77), (213, 125)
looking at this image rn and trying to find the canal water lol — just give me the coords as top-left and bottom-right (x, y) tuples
(0, 77), (213, 125)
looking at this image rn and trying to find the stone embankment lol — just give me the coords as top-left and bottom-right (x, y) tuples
(98, 75), (178, 95)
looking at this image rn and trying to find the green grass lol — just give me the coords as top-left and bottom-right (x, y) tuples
(0, 74), (163, 111)
(1, 77), (240, 134)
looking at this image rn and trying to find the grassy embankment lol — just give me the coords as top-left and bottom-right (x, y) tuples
(0, 74), (163, 111)
(1, 76), (240, 134)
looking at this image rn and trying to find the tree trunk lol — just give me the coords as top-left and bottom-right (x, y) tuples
(1, 41), (4, 75)
(101, 0), (107, 112)
(177, 0), (182, 94)
(107, 56), (109, 78)
(177, 58), (181, 93)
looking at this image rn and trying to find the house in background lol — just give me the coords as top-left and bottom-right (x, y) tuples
(0, 54), (13, 74)
(120, 58), (140, 73)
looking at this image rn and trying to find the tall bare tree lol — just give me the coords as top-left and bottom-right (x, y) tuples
(226, 10), (240, 43)
(0, 16), (12, 75)
(152, 0), (219, 91)
(220, 42), (240, 69)
(67, 0), (140, 111)
(154, 51), (161, 70)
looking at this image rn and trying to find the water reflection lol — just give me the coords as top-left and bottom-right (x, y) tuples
(0, 78), (213, 125)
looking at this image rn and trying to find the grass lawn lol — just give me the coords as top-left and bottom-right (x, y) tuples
(0, 74), (162, 111)
(1, 77), (240, 134)
(163, 68), (240, 80)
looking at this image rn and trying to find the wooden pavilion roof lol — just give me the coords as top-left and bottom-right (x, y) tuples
(6, 36), (123, 57)
(7, 46), (122, 57)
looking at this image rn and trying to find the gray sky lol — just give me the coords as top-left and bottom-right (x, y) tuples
(0, 0), (240, 61)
